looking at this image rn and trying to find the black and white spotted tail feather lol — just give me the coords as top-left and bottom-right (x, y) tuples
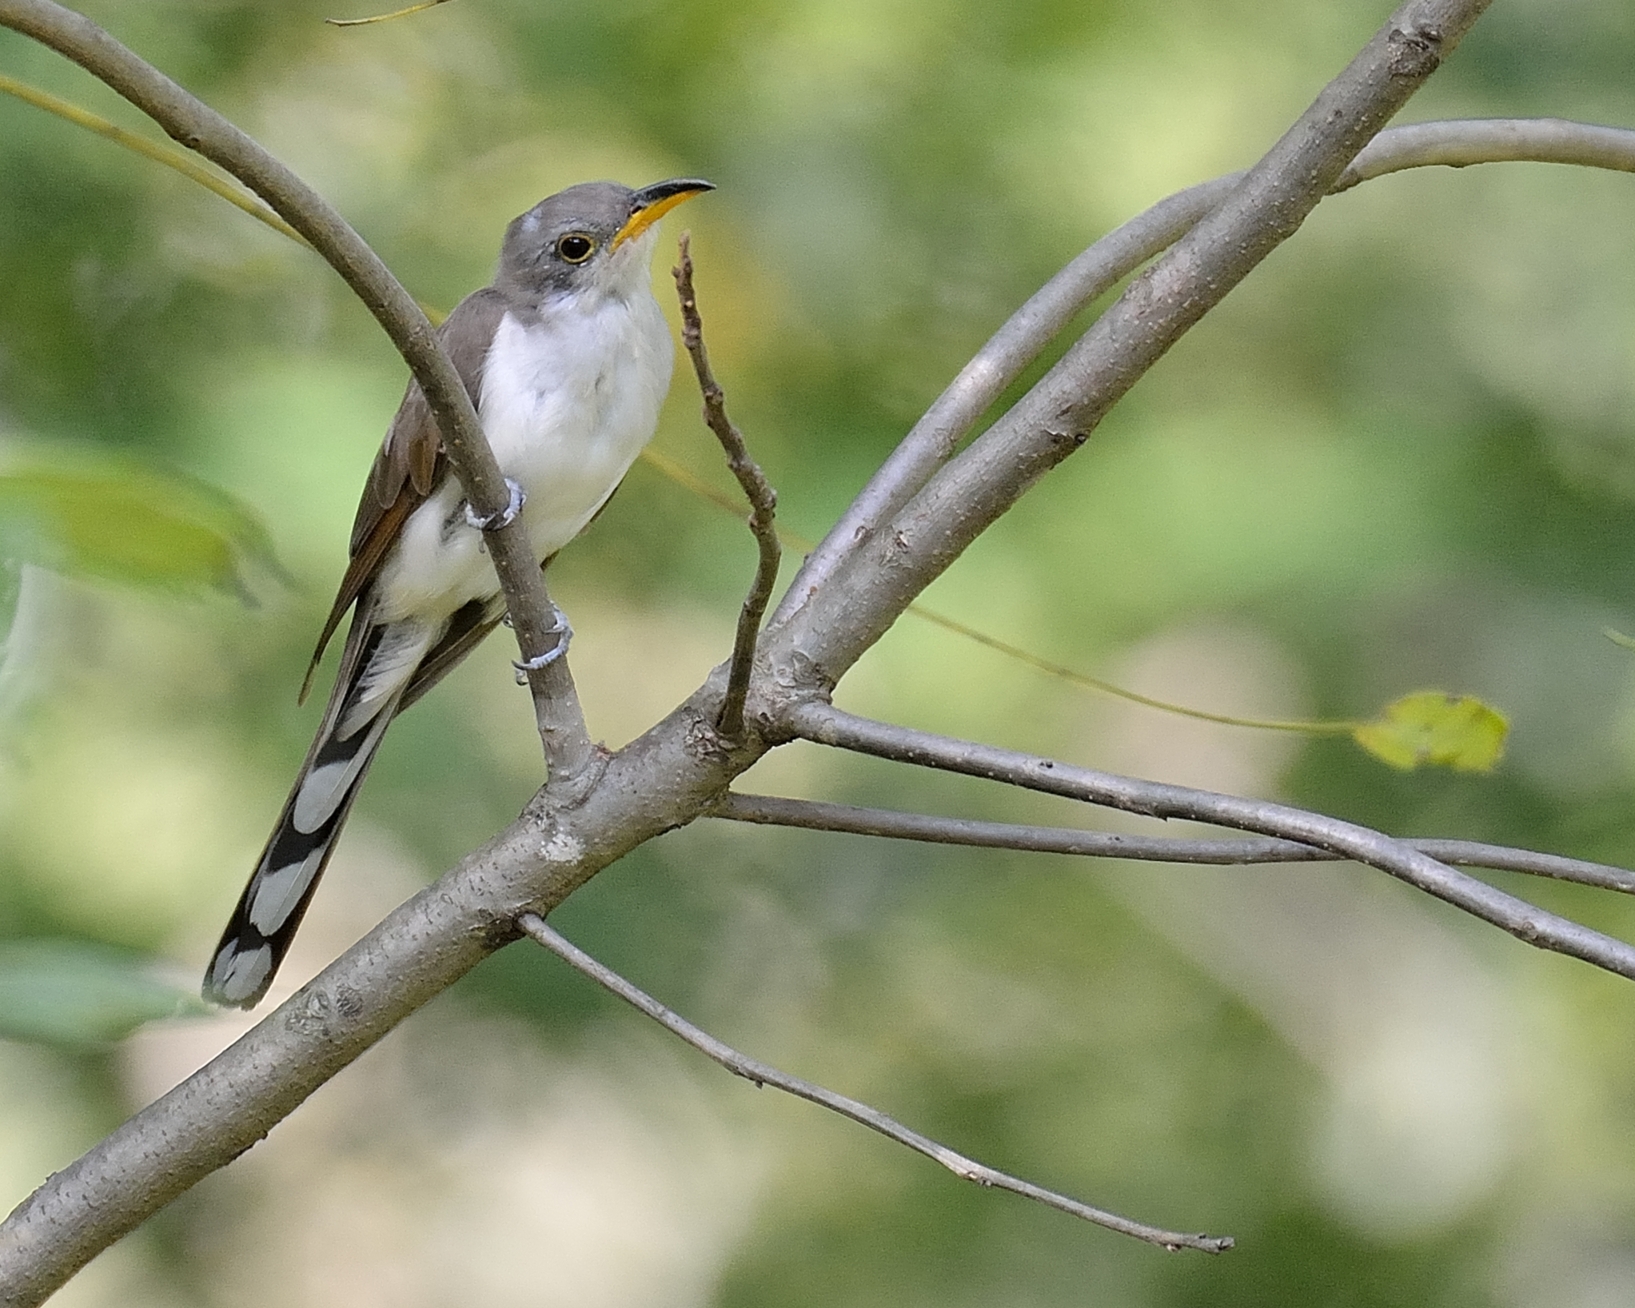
(204, 593), (508, 1008)
(203, 613), (404, 1007)
(202, 742), (381, 1009)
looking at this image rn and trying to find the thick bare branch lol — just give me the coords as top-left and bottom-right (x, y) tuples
(714, 792), (1635, 894)
(673, 234), (781, 738)
(0, 0), (594, 779)
(784, 704), (1635, 980)
(517, 914), (1232, 1254)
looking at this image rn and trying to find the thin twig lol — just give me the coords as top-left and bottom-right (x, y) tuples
(637, 451), (1361, 735)
(784, 702), (1635, 981)
(0, 72), (305, 243)
(904, 604), (1358, 735)
(517, 913), (1232, 1254)
(673, 233), (780, 738)
(326, 0), (451, 26)
(713, 792), (1635, 894)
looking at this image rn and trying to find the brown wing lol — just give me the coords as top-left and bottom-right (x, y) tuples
(299, 288), (511, 702)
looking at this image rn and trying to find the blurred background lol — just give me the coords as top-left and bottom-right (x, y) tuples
(4, 0), (1635, 1303)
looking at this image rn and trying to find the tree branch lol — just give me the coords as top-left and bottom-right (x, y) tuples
(784, 703), (1635, 980)
(713, 792), (1635, 894)
(0, 0), (595, 782)
(672, 234), (781, 739)
(516, 913), (1232, 1254)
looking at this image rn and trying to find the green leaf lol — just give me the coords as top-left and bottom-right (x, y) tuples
(1351, 691), (1509, 773)
(0, 456), (280, 597)
(0, 940), (207, 1046)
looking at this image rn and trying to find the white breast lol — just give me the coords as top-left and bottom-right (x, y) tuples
(373, 280), (673, 624)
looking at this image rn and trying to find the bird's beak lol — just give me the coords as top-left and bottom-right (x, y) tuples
(611, 178), (715, 250)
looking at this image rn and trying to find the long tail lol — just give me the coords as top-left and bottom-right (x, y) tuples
(203, 613), (437, 1008)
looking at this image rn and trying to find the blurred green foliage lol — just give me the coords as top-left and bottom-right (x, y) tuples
(0, 455), (278, 595)
(0, 939), (203, 1045)
(4, 1), (1635, 1305)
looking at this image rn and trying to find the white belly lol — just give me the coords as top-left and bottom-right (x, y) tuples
(373, 292), (673, 624)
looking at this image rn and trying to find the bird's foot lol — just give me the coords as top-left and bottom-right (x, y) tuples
(513, 605), (573, 682)
(464, 478), (527, 532)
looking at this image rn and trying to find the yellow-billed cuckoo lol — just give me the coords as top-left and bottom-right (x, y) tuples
(204, 177), (714, 1008)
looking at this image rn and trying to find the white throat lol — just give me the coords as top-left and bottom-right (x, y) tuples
(372, 237), (674, 626)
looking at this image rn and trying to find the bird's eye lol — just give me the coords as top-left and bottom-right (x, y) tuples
(556, 233), (596, 263)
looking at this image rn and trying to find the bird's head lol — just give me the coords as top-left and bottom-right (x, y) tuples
(497, 177), (714, 304)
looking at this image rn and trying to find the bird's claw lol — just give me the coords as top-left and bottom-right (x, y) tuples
(512, 606), (573, 683)
(464, 478), (527, 532)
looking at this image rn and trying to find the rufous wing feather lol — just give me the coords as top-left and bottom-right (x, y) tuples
(299, 288), (510, 703)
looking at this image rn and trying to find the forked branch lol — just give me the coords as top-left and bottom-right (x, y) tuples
(784, 702), (1635, 980)
(518, 913), (1233, 1254)
(774, 113), (1635, 626)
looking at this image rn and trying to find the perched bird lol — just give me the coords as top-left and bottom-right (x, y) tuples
(204, 177), (714, 1008)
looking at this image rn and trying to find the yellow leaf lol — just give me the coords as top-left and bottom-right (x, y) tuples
(1351, 692), (1508, 773)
